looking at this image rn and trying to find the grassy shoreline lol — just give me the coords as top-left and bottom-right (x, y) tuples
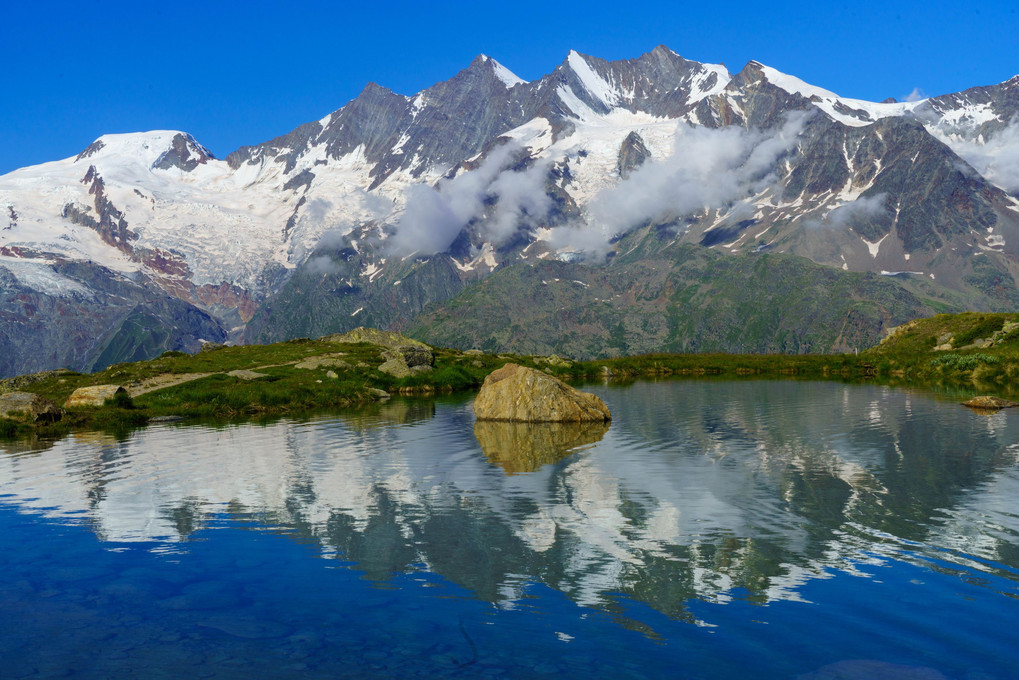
(2, 313), (1018, 440)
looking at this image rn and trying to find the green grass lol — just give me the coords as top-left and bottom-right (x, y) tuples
(5, 311), (1019, 440)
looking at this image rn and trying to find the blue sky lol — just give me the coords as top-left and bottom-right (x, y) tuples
(2, 0), (1016, 175)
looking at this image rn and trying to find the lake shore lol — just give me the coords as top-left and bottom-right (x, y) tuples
(2, 312), (1018, 440)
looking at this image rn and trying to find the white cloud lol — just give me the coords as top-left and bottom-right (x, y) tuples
(387, 141), (552, 256)
(935, 119), (1019, 194)
(304, 254), (341, 276)
(904, 87), (927, 103)
(804, 193), (889, 230)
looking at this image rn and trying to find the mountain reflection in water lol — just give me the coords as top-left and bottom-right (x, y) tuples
(2, 380), (1018, 626)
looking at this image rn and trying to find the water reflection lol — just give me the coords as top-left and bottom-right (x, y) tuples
(2, 380), (1018, 623)
(474, 420), (609, 474)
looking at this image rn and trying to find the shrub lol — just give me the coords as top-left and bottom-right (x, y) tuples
(928, 353), (1000, 371)
(0, 419), (19, 439)
(953, 316), (1007, 347)
(106, 391), (137, 409)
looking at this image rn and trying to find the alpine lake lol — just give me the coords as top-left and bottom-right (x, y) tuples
(2, 378), (1017, 679)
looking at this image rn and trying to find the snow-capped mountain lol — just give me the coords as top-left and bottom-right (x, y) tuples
(2, 47), (1018, 374)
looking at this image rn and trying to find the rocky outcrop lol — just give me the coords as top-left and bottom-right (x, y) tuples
(321, 327), (430, 350)
(0, 392), (63, 422)
(65, 385), (127, 408)
(617, 131), (650, 178)
(151, 133), (215, 172)
(0, 369), (75, 394)
(199, 341), (226, 353)
(473, 363), (611, 422)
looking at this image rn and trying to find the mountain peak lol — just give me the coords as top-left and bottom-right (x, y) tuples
(73, 131), (213, 170)
(472, 53), (525, 88)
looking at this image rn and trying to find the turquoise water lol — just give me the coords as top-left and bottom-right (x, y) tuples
(2, 380), (1018, 678)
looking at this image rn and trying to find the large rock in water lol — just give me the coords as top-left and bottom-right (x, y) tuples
(0, 391), (63, 422)
(473, 363), (611, 422)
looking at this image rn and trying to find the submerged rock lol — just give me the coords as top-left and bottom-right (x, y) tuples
(473, 363), (611, 422)
(149, 415), (187, 423)
(65, 385), (127, 408)
(0, 391), (63, 422)
(961, 395), (1019, 410)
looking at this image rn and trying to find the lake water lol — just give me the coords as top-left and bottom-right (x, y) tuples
(2, 379), (1018, 679)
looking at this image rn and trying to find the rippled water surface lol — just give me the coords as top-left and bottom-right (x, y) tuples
(2, 380), (1019, 679)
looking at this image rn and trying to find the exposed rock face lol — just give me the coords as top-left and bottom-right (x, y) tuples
(617, 131), (650, 178)
(151, 133), (215, 172)
(474, 419), (609, 473)
(0, 392), (63, 422)
(65, 385), (127, 408)
(0, 261), (226, 380)
(473, 363), (611, 422)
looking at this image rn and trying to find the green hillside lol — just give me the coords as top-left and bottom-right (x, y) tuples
(408, 244), (954, 357)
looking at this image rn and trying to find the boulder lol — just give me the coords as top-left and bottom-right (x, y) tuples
(473, 363), (611, 422)
(377, 346), (434, 378)
(64, 385), (127, 408)
(378, 356), (411, 378)
(0, 391), (63, 423)
(398, 345), (434, 368)
(962, 396), (1019, 410)
(227, 369), (270, 380)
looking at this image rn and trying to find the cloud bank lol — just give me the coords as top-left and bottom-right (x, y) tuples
(804, 193), (889, 230)
(388, 141), (551, 256)
(548, 111), (812, 256)
(936, 119), (1019, 194)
